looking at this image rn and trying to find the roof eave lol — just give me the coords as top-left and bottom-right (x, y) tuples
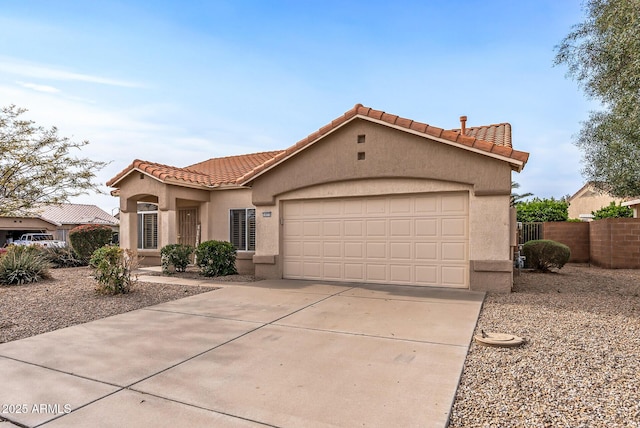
(107, 167), (166, 188)
(240, 113), (527, 184)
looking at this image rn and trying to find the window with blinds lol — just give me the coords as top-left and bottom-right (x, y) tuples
(137, 206), (158, 250)
(230, 208), (255, 251)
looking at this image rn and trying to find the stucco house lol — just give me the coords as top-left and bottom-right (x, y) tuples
(108, 104), (529, 292)
(622, 198), (640, 218)
(567, 182), (626, 221)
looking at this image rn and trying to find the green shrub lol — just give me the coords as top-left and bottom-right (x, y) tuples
(41, 246), (87, 268)
(69, 224), (114, 262)
(522, 239), (571, 272)
(89, 246), (137, 294)
(195, 240), (237, 277)
(0, 245), (52, 285)
(592, 201), (633, 219)
(516, 198), (569, 222)
(160, 244), (194, 273)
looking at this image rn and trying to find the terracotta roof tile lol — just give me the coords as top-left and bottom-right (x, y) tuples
(186, 151), (285, 185)
(108, 104), (529, 189)
(107, 151), (284, 188)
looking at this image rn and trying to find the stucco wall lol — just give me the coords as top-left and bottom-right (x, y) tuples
(250, 119), (512, 206)
(250, 119), (515, 291)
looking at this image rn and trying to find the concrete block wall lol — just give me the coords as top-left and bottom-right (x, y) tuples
(589, 218), (640, 269)
(542, 222), (590, 263)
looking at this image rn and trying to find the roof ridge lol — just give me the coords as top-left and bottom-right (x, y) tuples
(187, 149), (285, 168)
(236, 104), (527, 184)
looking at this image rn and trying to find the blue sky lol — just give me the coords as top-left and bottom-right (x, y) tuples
(1, 0), (594, 213)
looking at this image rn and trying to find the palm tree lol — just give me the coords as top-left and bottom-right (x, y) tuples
(511, 181), (533, 206)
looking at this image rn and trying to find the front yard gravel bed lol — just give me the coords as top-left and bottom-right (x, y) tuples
(0, 266), (213, 344)
(449, 264), (640, 427)
(2, 264), (639, 426)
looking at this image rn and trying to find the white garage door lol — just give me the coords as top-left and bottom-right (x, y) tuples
(282, 193), (469, 288)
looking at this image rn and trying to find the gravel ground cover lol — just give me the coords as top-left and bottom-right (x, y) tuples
(449, 264), (640, 427)
(0, 266), (223, 344)
(2, 264), (639, 426)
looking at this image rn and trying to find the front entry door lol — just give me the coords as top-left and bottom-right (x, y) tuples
(178, 208), (199, 247)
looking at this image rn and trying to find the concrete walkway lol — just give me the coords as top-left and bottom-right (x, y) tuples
(0, 275), (484, 428)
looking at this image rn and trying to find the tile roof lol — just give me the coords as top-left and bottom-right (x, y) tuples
(455, 123), (512, 147)
(107, 104), (529, 189)
(236, 104), (529, 183)
(31, 204), (119, 225)
(187, 151), (285, 184)
(106, 151), (284, 188)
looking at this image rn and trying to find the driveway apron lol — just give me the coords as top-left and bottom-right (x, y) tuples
(0, 279), (484, 427)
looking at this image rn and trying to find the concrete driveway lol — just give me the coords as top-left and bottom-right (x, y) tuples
(0, 279), (484, 427)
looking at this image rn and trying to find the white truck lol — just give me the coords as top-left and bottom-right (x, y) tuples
(14, 233), (66, 248)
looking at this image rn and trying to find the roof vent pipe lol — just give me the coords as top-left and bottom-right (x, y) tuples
(460, 116), (467, 135)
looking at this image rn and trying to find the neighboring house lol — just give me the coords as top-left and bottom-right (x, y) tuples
(568, 183), (626, 221)
(0, 203), (119, 246)
(622, 198), (640, 218)
(107, 104), (529, 292)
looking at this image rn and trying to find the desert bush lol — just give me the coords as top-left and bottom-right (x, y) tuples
(522, 239), (571, 272)
(160, 244), (194, 273)
(592, 201), (633, 219)
(69, 224), (114, 262)
(89, 246), (137, 294)
(195, 240), (237, 277)
(41, 246), (87, 268)
(0, 245), (52, 285)
(516, 198), (569, 222)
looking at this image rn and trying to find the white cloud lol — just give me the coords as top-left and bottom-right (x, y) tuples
(0, 56), (141, 88)
(16, 81), (60, 93)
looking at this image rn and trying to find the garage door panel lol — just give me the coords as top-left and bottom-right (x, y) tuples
(390, 219), (411, 236)
(366, 220), (386, 237)
(303, 202), (322, 216)
(390, 264), (411, 282)
(441, 194), (467, 213)
(366, 264), (387, 281)
(344, 221), (363, 236)
(303, 262), (322, 279)
(390, 197), (411, 214)
(303, 241), (321, 257)
(323, 242), (341, 257)
(366, 199), (387, 214)
(415, 219), (438, 236)
(415, 195), (438, 213)
(441, 242), (467, 261)
(344, 200), (364, 215)
(366, 242), (386, 258)
(322, 201), (342, 216)
(284, 241), (302, 257)
(323, 263), (342, 279)
(344, 242), (363, 258)
(390, 242), (411, 259)
(323, 221), (341, 236)
(415, 242), (437, 260)
(441, 266), (467, 288)
(441, 218), (466, 237)
(283, 193), (469, 288)
(344, 263), (364, 281)
(284, 220), (303, 237)
(415, 265), (438, 284)
(284, 260), (303, 278)
(303, 221), (321, 237)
